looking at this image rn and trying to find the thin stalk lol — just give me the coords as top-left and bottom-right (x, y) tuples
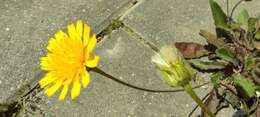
(230, 0), (244, 19)
(226, 0), (229, 18)
(226, 0), (232, 24)
(91, 67), (208, 93)
(22, 83), (40, 98)
(188, 92), (210, 117)
(183, 83), (215, 117)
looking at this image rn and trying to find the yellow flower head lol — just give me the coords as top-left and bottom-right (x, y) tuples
(152, 45), (194, 87)
(39, 20), (99, 101)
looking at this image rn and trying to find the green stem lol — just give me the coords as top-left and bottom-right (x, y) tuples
(182, 83), (215, 117)
(91, 67), (209, 93)
(230, 0), (244, 19)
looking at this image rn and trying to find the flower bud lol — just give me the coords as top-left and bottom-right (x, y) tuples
(152, 45), (194, 87)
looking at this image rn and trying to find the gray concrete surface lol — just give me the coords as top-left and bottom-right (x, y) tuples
(1, 0), (260, 116)
(124, 0), (213, 47)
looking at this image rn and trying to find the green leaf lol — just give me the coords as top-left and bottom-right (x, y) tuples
(233, 74), (256, 99)
(248, 18), (257, 32)
(199, 30), (228, 49)
(245, 55), (256, 70)
(255, 31), (260, 40)
(236, 9), (249, 27)
(209, 0), (228, 28)
(215, 48), (236, 63)
(256, 86), (260, 91)
(189, 59), (227, 70)
(210, 72), (223, 87)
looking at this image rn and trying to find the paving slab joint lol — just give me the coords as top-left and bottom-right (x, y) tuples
(93, 0), (140, 34)
(122, 25), (159, 52)
(95, 18), (159, 54)
(97, 18), (124, 41)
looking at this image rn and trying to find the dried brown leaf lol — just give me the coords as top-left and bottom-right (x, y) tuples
(175, 42), (210, 59)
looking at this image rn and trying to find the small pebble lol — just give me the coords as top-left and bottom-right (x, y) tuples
(131, 73), (135, 77)
(186, 104), (189, 107)
(5, 27), (10, 31)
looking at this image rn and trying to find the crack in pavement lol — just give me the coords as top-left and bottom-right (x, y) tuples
(122, 24), (159, 52)
(95, 0), (158, 52)
(93, 0), (139, 35)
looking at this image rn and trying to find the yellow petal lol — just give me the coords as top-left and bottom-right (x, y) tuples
(39, 73), (56, 88)
(84, 51), (90, 60)
(44, 80), (62, 97)
(63, 78), (72, 85)
(83, 23), (90, 46)
(40, 57), (52, 71)
(71, 78), (81, 99)
(81, 69), (90, 88)
(68, 23), (80, 42)
(85, 55), (99, 68)
(86, 34), (96, 53)
(58, 85), (69, 101)
(54, 30), (68, 41)
(47, 38), (57, 52)
(58, 78), (72, 101)
(76, 20), (83, 40)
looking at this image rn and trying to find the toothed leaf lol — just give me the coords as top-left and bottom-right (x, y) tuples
(189, 59), (227, 70)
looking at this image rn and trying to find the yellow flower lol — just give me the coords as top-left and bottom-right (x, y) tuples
(152, 45), (194, 87)
(39, 20), (99, 101)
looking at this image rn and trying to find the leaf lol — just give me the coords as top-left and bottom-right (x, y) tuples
(175, 42), (210, 59)
(215, 48), (236, 63)
(251, 61), (260, 84)
(189, 59), (228, 70)
(248, 18), (257, 32)
(253, 41), (260, 49)
(199, 30), (228, 49)
(233, 74), (256, 99)
(209, 0), (228, 28)
(245, 55), (256, 70)
(210, 72), (223, 87)
(255, 31), (260, 40)
(236, 9), (249, 27)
